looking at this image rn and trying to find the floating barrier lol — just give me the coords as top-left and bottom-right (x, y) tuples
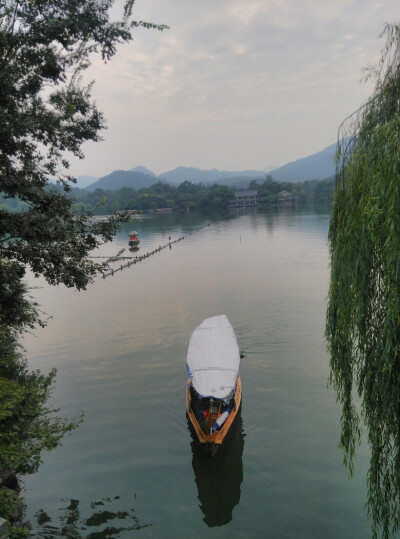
(100, 218), (225, 279)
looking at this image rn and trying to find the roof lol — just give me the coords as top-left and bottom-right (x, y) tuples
(234, 190), (258, 198)
(186, 315), (240, 402)
(129, 230), (139, 235)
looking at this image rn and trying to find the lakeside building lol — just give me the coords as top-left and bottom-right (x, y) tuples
(277, 191), (298, 206)
(229, 190), (259, 208)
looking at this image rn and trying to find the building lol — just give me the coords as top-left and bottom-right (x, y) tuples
(277, 191), (298, 206)
(229, 190), (259, 208)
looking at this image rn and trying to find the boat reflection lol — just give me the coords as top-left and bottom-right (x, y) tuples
(188, 406), (245, 527)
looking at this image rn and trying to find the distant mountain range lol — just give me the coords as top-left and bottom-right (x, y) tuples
(84, 166), (270, 191)
(86, 169), (160, 191)
(267, 142), (336, 183)
(79, 142), (337, 191)
(159, 166), (268, 184)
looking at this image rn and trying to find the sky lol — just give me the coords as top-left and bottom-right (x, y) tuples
(68, 0), (399, 178)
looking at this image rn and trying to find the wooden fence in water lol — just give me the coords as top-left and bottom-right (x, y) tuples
(101, 220), (218, 279)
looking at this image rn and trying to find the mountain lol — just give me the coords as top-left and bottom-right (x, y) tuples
(206, 175), (263, 189)
(159, 167), (266, 184)
(86, 166), (270, 191)
(86, 170), (159, 191)
(82, 142), (338, 191)
(130, 166), (157, 177)
(269, 142), (337, 183)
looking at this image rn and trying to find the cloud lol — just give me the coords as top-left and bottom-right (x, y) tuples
(69, 0), (400, 176)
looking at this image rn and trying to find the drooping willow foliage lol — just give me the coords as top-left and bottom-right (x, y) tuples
(326, 23), (400, 538)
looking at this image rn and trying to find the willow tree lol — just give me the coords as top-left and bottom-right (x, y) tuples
(326, 24), (400, 538)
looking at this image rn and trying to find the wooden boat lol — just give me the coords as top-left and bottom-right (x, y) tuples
(128, 230), (140, 247)
(186, 315), (242, 456)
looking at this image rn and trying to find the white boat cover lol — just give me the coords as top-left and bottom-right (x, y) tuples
(186, 315), (240, 403)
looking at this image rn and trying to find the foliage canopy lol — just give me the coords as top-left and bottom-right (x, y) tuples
(0, 1), (166, 532)
(0, 325), (81, 476)
(326, 23), (400, 538)
(0, 0), (166, 299)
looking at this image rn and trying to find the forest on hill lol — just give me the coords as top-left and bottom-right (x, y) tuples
(0, 176), (334, 216)
(82, 140), (339, 190)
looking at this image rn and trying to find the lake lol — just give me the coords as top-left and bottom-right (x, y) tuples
(22, 208), (371, 538)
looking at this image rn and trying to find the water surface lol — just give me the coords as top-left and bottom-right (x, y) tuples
(23, 209), (370, 538)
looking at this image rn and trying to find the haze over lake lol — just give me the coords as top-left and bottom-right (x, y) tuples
(23, 209), (370, 538)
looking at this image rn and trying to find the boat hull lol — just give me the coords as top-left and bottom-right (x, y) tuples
(186, 376), (242, 455)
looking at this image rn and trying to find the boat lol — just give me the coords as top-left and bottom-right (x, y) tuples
(128, 230), (140, 247)
(186, 315), (242, 456)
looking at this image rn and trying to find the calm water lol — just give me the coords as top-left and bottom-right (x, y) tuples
(22, 209), (371, 538)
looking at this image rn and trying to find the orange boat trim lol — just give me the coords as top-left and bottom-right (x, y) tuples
(186, 376), (242, 445)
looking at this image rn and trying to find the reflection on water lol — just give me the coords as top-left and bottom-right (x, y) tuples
(189, 407), (245, 527)
(31, 496), (151, 537)
(23, 208), (373, 537)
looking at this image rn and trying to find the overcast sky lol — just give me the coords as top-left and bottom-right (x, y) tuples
(68, 0), (399, 178)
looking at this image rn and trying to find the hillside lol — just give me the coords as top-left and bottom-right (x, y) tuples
(85, 166), (269, 190)
(130, 166), (157, 177)
(83, 142), (339, 190)
(159, 166), (266, 184)
(269, 142), (337, 183)
(86, 170), (159, 191)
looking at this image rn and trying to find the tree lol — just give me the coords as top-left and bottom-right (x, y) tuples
(0, 324), (81, 477)
(326, 24), (400, 538)
(0, 1), (167, 533)
(313, 178), (334, 205)
(0, 0), (167, 301)
(208, 185), (234, 209)
(248, 179), (259, 190)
